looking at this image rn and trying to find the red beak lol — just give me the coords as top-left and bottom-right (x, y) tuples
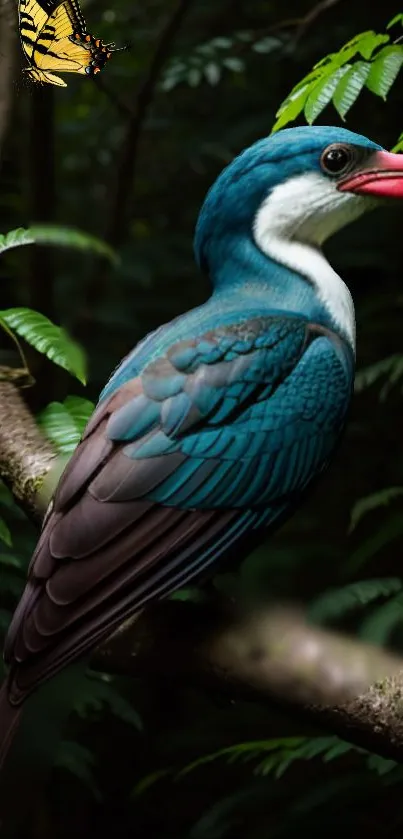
(338, 150), (403, 198)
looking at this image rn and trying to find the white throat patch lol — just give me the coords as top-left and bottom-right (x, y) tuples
(253, 171), (371, 351)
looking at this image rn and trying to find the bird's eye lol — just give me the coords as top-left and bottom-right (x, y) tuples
(320, 144), (354, 177)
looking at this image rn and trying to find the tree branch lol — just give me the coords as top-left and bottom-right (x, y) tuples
(105, 0), (194, 250)
(1, 377), (403, 761)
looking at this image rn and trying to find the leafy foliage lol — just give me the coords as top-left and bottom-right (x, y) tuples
(308, 578), (403, 623)
(162, 32), (282, 91)
(0, 308), (86, 384)
(272, 23), (403, 131)
(0, 225), (117, 263)
(349, 487), (403, 532)
(38, 395), (94, 454)
(73, 672), (142, 731)
(354, 355), (403, 399)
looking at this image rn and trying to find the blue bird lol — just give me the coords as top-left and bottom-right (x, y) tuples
(2, 124), (403, 788)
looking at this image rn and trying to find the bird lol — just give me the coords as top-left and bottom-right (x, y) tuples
(1, 124), (403, 822)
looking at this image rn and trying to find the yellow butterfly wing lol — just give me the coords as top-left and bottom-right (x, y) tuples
(18, 0), (121, 87)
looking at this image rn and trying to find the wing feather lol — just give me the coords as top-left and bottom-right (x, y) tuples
(5, 316), (353, 704)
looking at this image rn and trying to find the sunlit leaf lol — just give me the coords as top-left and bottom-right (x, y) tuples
(387, 13), (403, 29)
(365, 46), (403, 99)
(0, 308), (86, 384)
(271, 83), (311, 132)
(304, 66), (350, 124)
(333, 62), (371, 119)
(392, 131), (403, 153)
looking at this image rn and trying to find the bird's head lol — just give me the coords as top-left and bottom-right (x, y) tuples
(194, 126), (403, 275)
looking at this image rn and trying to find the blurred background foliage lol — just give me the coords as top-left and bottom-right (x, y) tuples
(2, 0), (403, 836)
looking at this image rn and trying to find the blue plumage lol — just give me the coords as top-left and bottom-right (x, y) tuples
(5, 123), (403, 722)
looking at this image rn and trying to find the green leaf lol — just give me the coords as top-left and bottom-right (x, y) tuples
(392, 131), (403, 153)
(187, 68), (202, 86)
(55, 741), (100, 799)
(38, 396), (94, 456)
(252, 37), (280, 54)
(354, 355), (403, 396)
(333, 62), (371, 119)
(359, 597), (403, 643)
(346, 512), (403, 574)
(0, 308), (86, 384)
(349, 487), (403, 532)
(0, 225), (117, 264)
(271, 83), (311, 132)
(0, 609), (11, 631)
(177, 738), (306, 779)
(309, 578), (403, 623)
(366, 754), (397, 775)
(204, 62), (221, 85)
(73, 675), (142, 730)
(0, 570), (23, 597)
(304, 66), (350, 124)
(132, 769), (173, 798)
(0, 517), (12, 547)
(387, 13), (403, 29)
(366, 46), (403, 99)
(0, 553), (22, 568)
(350, 31), (389, 60)
(222, 57), (244, 73)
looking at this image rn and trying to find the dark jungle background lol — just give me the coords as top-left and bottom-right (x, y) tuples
(1, 0), (403, 836)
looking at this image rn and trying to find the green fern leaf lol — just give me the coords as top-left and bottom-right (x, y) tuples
(354, 355), (403, 395)
(73, 674), (142, 730)
(333, 62), (371, 118)
(366, 754), (397, 775)
(349, 487), (403, 532)
(304, 66), (350, 124)
(176, 738), (306, 779)
(309, 578), (402, 623)
(0, 517), (12, 547)
(346, 513), (403, 574)
(38, 396), (94, 455)
(359, 596), (403, 643)
(0, 225), (117, 263)
(365, 45), (403, 99)
(55, 741), (100, 799)
(0, 308), (86, 384)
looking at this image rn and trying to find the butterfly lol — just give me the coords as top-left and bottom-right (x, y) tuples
(18, 0), (124, 87)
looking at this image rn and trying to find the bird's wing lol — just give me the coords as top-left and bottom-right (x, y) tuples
(5, 315), (352, 701)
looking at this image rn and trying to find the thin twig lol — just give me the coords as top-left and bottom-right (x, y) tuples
(105, 0), (194, 249)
